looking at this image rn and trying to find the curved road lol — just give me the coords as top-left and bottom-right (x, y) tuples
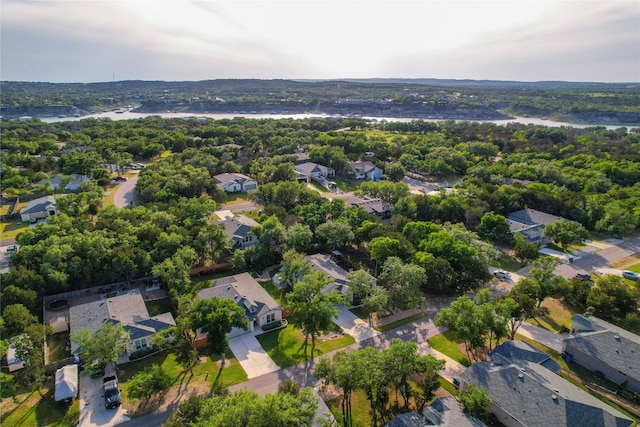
(113, 173), (139, 208)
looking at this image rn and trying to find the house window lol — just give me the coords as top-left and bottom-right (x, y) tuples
(134, 338), (147, 350)
(266, 313), (275, 323)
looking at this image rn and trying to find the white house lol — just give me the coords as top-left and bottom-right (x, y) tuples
(350, 160), (383, 181)
(214, 173), (258, 193)
(294, 162), (335, 180)
(214, 214), (259, 250)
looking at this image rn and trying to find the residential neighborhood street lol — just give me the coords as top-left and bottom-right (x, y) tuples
(113, 173), (139, 208)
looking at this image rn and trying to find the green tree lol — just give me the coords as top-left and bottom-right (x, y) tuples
(543, 220), (589, 250)
(435, 295), (486, 360)
(315, 220), (354, 250)
(378, 257), (426, 311)
(278, 249), (312, 304)
(71, 322), (128, 373)
(362, 287), (390, 326)
(288, 271), (348, 355)
(2, 304), (38, 337)
(127, 364), (172, 401)
(477, 212), (512, 243)
(513, 233), (540, 264)
(385, 162), (406, 182)
(190, 296), (248, 366)
(458, 383), (491, 420)
(506, 280), (539, 339)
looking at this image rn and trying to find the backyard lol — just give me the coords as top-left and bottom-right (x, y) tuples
(0, 381), (79, 427)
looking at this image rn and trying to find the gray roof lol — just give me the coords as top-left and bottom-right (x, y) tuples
(384, 397), (486, 427)
(65, 174), (91, 190)
(35, 176), (62, 189)
(294, 162), (332, 176)
(460, 360), (634, 427)
(564, 315), (640, 383)
(508, 209), (566, 227)
(197, 273), (280, 322)
(351, 160), (378, 173)
(20, 195), (57, 215)
(490, 340), (562, 374)
(214, 215), (259, 241)
(69, 288), (175, 354)
(305, 254), (349, 285)
(213, 173), (255, 187)
(347, 197), (392, 215)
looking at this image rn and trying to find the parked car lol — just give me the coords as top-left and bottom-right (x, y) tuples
(573, 273), (591, 281)
(622, 270), (640, 281)
(493, 270), (510, 280)
(103, 365), (121, 409)
(6, 245), (18, 252)
(113, 176), (127, 182)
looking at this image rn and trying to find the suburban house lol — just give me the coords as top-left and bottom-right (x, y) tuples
(350, 160), (383, 181)
(345, 196), (392, 219)
(19, 195), (59, 222)
(213, 173), (258, 193)
(563, 314), (640, 393)
(64, 174), (91, 191)
(385, 397), (486, 427)
(68, 288), (175, 360)
(305, 253), (356, 303)
(507, 208), (568, 244)
(214, 213), (259, 250)
(460, 359), (634, 427)
(35, 174), (91, 191)
(294, 162), (336, 180)
(489, 340), (562, 374)
(196, 273), (282, 343)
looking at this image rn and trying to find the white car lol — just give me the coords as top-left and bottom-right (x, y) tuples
(493, 270), (511, 280)
(622, 270), (640, 281)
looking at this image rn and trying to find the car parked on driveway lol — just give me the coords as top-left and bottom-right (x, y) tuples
(622, 270), (640, 281)
(573, 273), (591, 281)
(103, 364), (121, 409)
(493, 270), (511, 280)
(112, 176), (127, 182)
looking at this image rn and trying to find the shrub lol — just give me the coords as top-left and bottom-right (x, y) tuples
(127, 364), (171, 400)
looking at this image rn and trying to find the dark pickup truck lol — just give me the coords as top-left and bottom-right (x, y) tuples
(103, 368), (121, 409)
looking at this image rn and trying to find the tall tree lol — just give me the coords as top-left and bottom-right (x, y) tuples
(189, 296), (248, 366)
(458, 383), (491, 420)
(288, 271), (348, 355)
(544, 220), (589, 250)
(435, 296), (487, 360)
(71, 322), (128, 373)
(378, 257), (426, 311)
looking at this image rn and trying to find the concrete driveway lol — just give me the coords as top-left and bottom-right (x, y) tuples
(228, 333), (280, 379)
(334, 305), (380, 342)
(78, 373), (129, 427)
(113, 172), (139, 208)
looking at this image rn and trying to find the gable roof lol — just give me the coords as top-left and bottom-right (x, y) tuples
(351, 160), (379, 173)
(384, 397), (486, 427)
(460, 360), (634, 427)
(213, 173), (255, 187)
(69, 288), (175, 354)
(346, 197), (392, 216)
(564, 315), (640, 383)
(20, 195), (57, 215)
(214, 215), (259, 241)
(294, 161), (332, 175)
(490, 340), (562, 374)
(197, 273), (280, 322)
(508, 209), (566, 227)
(305, 253), (350, 285)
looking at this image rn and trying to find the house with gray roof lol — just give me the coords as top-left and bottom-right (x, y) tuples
(214, 214), (259, 250)
(68, 288), (175, 359)
(563, 314), (640, 393)
(460, 359), (634, 427)
(294, 162), (335, 180)
(490, 340), (562, 374)
(385, 397), (486, 427)
(64, 174), (91, 191)
(20, 195), (58, 222)
(196, 273), (281, 341)
(305, 253), (356, 303)
(345, 196), (392, 219)
(213, 173), (258, 193)
(507, 208), (569, 244)
(350, 160), (383, 181)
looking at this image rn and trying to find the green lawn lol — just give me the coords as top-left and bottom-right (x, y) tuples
(260, 279), (286, 305)
(118, 349), (247, 403)
(144, 298), (175, 317)
(326, 388), (372, 427)
(256, 324), (355, 368)
(331, 177), (358, 192)
(0, 382), (79, 427)
(427, 330), (471, 366)
(528, 298), (575, 333)
(378, 313), (428, 333)
(192, 270), (238, 285)
(224, 192), (250, 203)
(0, 219), (29, 239)
(494, 253), (525, 272)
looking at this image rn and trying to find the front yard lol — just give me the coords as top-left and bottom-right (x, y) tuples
(0, 381), (79, 427)
(256, 324), (355, 368)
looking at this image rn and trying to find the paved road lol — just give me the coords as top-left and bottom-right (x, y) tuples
(554, 236), (640, 279)
(113, 173), (139, 208)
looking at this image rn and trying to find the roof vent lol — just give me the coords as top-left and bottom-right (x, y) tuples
(553, 388), (559, 393)
(552, 395), (558, 400)
(520, 368), (526, 372)
(518, 373), (524, 379)
(614, 335), (620, 340)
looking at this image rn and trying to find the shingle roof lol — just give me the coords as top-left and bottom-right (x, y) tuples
(197, 273), (280, 322)
(20, 195), (57, 215)
(384, 397), (486, 427)
(490, 340), (562, 374)
(124, 313), (176, 340)
(564, 315), (640, 384)
(214, 215), (259, 241)
(508, 209), (566, 227)
(305, 254), (350, 284)
(213, 173), (254, 187)
(294, 162), (332, 176)
(460, 360), (634, 427)
(351, 160), (378, 173)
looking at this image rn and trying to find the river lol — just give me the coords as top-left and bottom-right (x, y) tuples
(40, 110), (629, 130)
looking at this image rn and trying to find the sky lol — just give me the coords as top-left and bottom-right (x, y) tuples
(1, 0), (639, 83)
